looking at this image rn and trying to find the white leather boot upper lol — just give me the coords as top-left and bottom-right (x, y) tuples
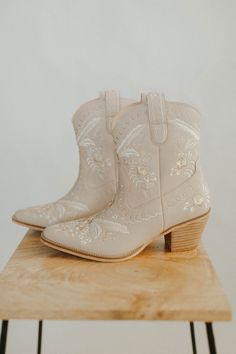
(42, 92), (210, 259)
(13, 91), (135, 228)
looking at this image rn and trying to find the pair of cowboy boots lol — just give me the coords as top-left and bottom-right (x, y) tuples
(13, 90), (210, 262)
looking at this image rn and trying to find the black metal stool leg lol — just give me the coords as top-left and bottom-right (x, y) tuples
(189, 322), (197, 354)
(37, 320), (43, 354)
(205, 322), (217, 354)
(0, 320), (9, 354)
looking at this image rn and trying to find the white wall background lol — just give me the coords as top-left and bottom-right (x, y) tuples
(0, 0), (235, 353)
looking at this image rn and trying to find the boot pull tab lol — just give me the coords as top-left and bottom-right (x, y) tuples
(104, 90), (120, 133)
(147, 92), (167, 144)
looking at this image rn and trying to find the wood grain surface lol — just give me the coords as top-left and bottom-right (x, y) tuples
(0, 230), (231, 321)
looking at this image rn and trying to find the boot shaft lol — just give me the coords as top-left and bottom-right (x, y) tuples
(113, 92), (210, 231)
(64, 91), (135, 210)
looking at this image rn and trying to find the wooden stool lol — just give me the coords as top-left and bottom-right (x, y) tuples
(0, 230), (231, 354)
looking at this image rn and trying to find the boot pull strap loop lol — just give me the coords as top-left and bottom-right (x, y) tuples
(104, 90), (120, 132)
(147, 92), (167, 144)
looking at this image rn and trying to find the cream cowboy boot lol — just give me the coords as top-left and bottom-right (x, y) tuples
(41, 92), (210, 261)
(13, 91), (135, 230)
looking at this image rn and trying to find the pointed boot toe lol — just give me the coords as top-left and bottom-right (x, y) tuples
(12, 206), (47, 230)
(12, 203), (61, 230)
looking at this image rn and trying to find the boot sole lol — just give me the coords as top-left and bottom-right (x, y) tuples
(12, 217), (45, 231)
(40, 209), (210, 263)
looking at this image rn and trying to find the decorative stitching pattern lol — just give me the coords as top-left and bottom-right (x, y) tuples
(121, 148), (158, 190)
(80, 138), (112, 180)
(184, 185), (210, 212)
(170, 136), (198, 178)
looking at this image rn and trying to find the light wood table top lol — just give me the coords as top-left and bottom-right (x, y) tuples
(0, 230), (231, 321)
